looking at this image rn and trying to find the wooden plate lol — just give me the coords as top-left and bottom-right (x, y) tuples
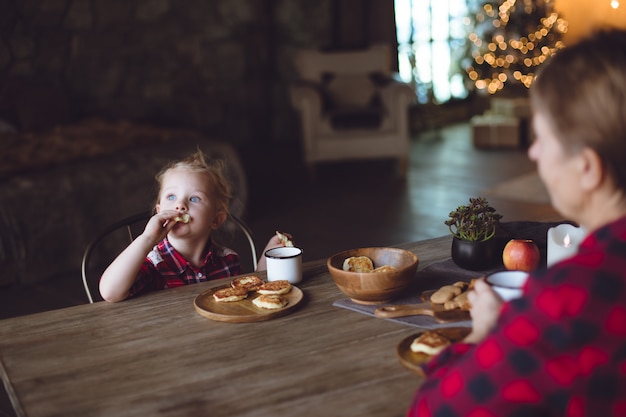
(396, 327), (471, 376)
(194, 284), (303, 323)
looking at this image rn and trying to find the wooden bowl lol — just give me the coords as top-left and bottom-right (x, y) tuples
(327, 247), (419, 305)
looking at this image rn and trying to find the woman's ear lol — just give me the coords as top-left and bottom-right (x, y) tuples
(578, 147), (604, 192)
(211, 211), (228, 229)
(155, 204), (161, 214)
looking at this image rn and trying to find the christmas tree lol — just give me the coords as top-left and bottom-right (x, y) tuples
(465, 0), (568, 95)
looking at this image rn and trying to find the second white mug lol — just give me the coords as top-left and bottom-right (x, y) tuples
(485, 270), (529, 301)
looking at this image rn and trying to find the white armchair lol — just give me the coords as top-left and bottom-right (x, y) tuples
(290, 43), (416, 180)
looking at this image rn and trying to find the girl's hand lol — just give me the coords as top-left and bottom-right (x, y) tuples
(100, 210), (184, 303)
(141, 210), (180, 246)
(464, 278), (504, 344)
(256, 232), (296, 271)
(266, 235), (285, 249)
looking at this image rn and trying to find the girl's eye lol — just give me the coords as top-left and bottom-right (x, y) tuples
(166, 194), (176, 201)
(190, 196), (201, 203)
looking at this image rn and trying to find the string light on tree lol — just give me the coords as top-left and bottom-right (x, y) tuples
(465, 0), (568, 95)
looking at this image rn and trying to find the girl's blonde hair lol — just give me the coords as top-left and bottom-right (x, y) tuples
(155, 149), (232, 214)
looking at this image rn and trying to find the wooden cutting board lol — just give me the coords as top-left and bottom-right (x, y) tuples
(194, 284), (304, 323)
(374, 303), (470, 322)
(373, 289), (470, 322)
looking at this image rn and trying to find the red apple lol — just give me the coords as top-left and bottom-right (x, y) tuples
(502, 239), (540, 272)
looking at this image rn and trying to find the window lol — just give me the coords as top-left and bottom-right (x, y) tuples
(395, 0), (470, 104)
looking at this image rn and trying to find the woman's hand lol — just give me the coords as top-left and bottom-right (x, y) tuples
(464, 278), (504, 344)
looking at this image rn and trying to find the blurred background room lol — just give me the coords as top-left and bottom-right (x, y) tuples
(0, 0), (624, 320)
(3, 1), (626, 413)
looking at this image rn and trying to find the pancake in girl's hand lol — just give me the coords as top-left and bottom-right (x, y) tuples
(174, 213), (191, 223)
(276, 231), (294, 247)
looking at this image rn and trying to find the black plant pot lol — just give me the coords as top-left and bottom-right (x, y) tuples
(451, 236), (500, 271)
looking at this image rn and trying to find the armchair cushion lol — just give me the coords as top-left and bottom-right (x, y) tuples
(322, 73), (378, 108)
(320, 73), (388, 130)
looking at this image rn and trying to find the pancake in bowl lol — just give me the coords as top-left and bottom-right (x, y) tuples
(342, 256), (374, 272)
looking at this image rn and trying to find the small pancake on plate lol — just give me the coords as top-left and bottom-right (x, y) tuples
(258, 280), (292, 295)
(252, 294), (288, 310)
(231, 275), (264, 291)
(213, 287), (248, 303)
(410, 331), (451, 355)
(396, 327), (471, 376)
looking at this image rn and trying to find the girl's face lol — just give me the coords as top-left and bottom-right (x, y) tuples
(156, 168), (225, 238)
(528, 111), (584, 222)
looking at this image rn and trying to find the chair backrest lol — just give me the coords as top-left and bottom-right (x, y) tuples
(81, 212), (257, 303)
(293, 43), (393, 82)
(293, 43), (397, 114)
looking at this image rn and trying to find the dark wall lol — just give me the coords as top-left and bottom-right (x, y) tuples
(0, 0), (397, 149)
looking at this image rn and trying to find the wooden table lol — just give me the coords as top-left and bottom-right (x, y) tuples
(0, 236), (452, 417)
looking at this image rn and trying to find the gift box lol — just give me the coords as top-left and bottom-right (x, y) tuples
(471, 113), (520, 149)
(490, 97), (531, 118)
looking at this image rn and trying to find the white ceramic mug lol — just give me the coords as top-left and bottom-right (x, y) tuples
(485, 270), (529, 301)
(265, 247), (303, 284)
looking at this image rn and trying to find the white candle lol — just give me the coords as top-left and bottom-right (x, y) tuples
(547, 224), (586, 267)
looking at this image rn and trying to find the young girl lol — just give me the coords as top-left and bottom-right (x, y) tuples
(99, 150), (288, 302)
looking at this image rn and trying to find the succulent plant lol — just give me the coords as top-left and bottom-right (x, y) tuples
(445, 197), (502, 242)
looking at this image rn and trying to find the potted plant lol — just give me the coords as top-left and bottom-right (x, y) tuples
(445, 197), (503, 270)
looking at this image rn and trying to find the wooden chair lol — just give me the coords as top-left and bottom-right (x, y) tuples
(81, 212), (258, 303)
(290, 43), (416, 180)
